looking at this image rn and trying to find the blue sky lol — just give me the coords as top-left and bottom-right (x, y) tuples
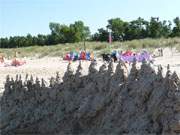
(0, 0), (180, 37)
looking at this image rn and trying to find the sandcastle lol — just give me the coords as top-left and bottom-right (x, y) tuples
(0, 60), (180, 134)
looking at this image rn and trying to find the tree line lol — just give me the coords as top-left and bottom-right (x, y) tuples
(92, 17), (180, 41)
(0, 21), (90, 48)
(0, 17), (180, 48)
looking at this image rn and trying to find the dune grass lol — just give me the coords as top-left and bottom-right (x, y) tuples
(0, 37), (180, 58)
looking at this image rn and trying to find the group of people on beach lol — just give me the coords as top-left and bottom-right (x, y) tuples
(62, 49), (154, 64)
(0, 48), (155, 68)
(0, 51), (26, 67)
(102, 50), (154, 63)
(63, 51), (95, 61)
(158, 48), (163, 57)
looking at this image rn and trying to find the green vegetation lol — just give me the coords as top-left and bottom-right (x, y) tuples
(1, 17), (180, 48)
(0, 21), (90, 48)
(93, 17), (180, 41)
(0, 38), (179, 58)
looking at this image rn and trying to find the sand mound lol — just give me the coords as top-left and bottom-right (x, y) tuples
(0, 61), (180, 134)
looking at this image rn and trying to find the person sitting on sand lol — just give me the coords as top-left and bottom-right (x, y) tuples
(0, 55), (4, 63)
(90, 52), (94, 61)
(11, 51), (26, 66)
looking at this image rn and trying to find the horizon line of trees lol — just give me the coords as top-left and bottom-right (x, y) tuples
(0, 17), (180, 48)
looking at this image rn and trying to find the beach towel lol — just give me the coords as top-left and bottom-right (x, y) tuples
(73, 52), (79, 61)
(63, 53), (71, 61)
(80, 51), (86, 60)
(86, 52), (91, 60)
(122, 50), (133, 56)
(118, 50), (154, 63)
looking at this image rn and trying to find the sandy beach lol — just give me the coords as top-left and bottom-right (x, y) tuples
(0, 48), (180, 94)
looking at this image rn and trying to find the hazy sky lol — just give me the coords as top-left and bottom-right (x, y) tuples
(0, 0), (180, 37)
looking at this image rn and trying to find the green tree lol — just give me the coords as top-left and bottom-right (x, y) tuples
(49, 21), (90, 43)
(171, 17), (180, 37)
(49, 22), (61, 35)
(26, 34), (33, 46)
(148, 17), (163, 38)
(107, 18), (128, 41)
(124, 17), (149, 40)
(49, 22), (61, 44)
(9, 36), (16, 48)
(0, 38), (9, 48)
(59, 25), (71, 43)
(70, 21), (90, 42)
(32, 36), (38, 45)
(161, 20), (172, 37)
(37, 34), (47, 45)
(96, 28), (109, 41)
